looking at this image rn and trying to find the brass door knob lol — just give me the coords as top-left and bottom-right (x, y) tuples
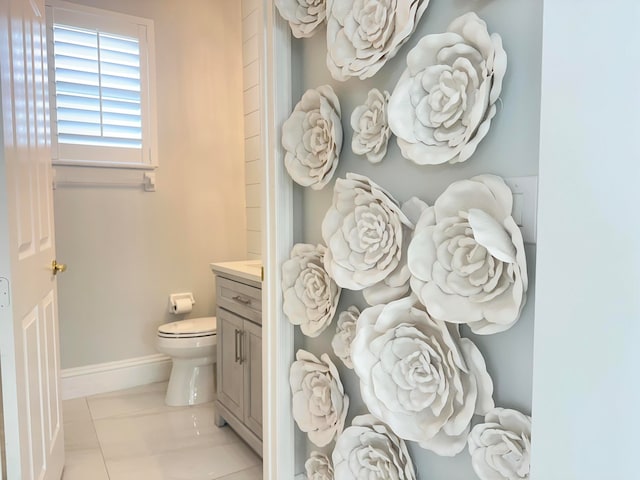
(51, 260), (67, 275)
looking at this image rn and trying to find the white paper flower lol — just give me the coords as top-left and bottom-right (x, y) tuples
(326, 0), (431, 81)
(408, 174), (528, 334)
(362, 197), (427, 305)
(282, 244), (341, 337)
(468, 408), (532, 480)
(283, 85), (342, 190)
(388, 12), (507, 165)
(331, 306), (359, 369)
(306, 451), (335, 480)
(351, 297), (494, 456)
(275, 0), (326, 38)
(290, 349), (350, 447)
(332, 414), (416, 480)
(351, 89), (391, 164)
(322, 173), (413, 291)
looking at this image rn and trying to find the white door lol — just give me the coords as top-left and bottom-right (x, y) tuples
(0, 0), (64, 478)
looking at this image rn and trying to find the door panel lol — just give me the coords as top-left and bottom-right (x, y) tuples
(217, 309), (244, 421)
(243, 319), (262, 439)
(0, 0), (64, 478)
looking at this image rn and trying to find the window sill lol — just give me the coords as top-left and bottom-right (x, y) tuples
(52, 163), (157, 191)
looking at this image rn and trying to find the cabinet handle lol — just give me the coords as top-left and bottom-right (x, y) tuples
(234, 329), (240, 363)
(239, 330), (245, 365)
(232, 295), (251, 305)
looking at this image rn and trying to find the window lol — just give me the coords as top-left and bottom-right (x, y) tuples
(46, 1), (157, 169)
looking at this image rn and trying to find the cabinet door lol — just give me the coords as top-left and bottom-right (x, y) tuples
(217, 309), (245, 421)
(243, 319), (262, 439)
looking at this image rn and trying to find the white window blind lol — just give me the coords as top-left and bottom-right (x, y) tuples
(47, 1), (157, 169)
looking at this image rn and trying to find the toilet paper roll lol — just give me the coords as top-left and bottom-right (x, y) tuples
(171, 298), (193, 314)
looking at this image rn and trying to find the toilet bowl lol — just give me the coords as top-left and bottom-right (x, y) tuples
(156, 316), (217, 406)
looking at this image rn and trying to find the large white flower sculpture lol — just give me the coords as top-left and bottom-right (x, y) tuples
(326, 0), (431, 81)
(332, 414), (416, 480)
(362, 196), (427, 306)
(468, 408), (532, 480)
(274, 0), (326, 38)
(388, 12), (507, 165)
(322, 173), (413, 291)
(331, 306), (360, 369)
(351, 297), (494, 456)
(305, 451), (335, 480)
(408, 174), (528, 334)
(282, 243), (341, 337)
(290, 349), (349, 447)
(282, 85), (342, 190)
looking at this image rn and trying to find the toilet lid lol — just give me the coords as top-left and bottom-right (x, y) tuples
(158, 316), (217, 338)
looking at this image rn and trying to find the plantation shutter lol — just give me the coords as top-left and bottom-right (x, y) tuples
(47, 3), (156, 167)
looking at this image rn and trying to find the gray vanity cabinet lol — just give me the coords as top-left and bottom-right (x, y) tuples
(214, 272), (262, 457)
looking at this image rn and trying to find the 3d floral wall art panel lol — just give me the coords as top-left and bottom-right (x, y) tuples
(326, 0), (431, 81)
(351, 297), (495, 456)
(332, 414), (416, 480)
(388, 12), (507, 165)
(274, 0), (326, 38)
(305, 451), (335, 480)
(408, 174), (528, 334)
(282, 243), (341, 337)
(282, 85), (342, 190)
(468, 408), (532, 480)
(290, 349), (350, 447)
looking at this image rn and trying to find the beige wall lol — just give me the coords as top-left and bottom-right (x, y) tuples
(241, 0), (261, 259)
(54, 0), (246, 369)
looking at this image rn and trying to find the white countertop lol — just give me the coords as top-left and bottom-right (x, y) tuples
(210, 260), (262, 283)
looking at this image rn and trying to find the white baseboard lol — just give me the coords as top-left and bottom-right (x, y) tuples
(60, 353), (172, 400)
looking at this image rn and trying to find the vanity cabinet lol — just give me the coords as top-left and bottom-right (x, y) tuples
(211, 267), (262, 457)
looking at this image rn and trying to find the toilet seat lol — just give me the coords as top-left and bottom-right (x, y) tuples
(157, 316), (217, 339)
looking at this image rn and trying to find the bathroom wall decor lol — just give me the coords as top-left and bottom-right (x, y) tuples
(290, 349), (350, 447)
(326, 0), (431, 81)
(274, 0), (326, 38)
(408, 174), (528, 334)
(322, 173), (413, 290)
(351, 88), (392, 164)
(282, 243), (341, 337)
(388, 12), (507, 165)
(468, 407), (531, 480)
(332, 414), (416, 479)
(305, 451), (335, 480)
(283, 85), (342, 190)
(362, 196), (427, 306)
(330, 306), (360, 369)
(351, 297), (494, 456)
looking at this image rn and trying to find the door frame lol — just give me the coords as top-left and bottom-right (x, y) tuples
(260, 1), (295, 479)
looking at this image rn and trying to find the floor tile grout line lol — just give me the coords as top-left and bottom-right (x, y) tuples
(86, 396), (112, 480)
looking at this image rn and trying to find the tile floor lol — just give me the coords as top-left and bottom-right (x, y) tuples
(62, 382), (262, 480)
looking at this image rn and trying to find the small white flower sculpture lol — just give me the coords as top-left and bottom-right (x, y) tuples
(274, 0), (326, 39)
(326, 0), (431, 81)
(282, 85), (342, 190)
(331, 306), (360, 369)
(351, 89), (391, 164)
(322, 173), (413, 291)
(362, 196), (428, 306)
(305, 451), (335, 480)
(290, 349), (349, 447)
(351, 297), (494, 456)
(388, 12), (507, 165)
(408, 174), (528, 334)
(468, 408), (532, 480)
(332, 414), (416, 480)
(282, 243), (341, 337)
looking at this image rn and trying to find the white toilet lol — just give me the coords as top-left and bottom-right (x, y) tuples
(156, 316), (217, 406)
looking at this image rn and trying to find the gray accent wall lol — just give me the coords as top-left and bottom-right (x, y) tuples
(290, 0), (542, 476)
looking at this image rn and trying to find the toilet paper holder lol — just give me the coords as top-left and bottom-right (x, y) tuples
(169, 292), (195, 314)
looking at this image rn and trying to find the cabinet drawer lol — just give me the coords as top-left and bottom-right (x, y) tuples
(217, 276), (262, 325)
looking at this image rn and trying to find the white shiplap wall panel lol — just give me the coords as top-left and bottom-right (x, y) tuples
(241, 0), (262, 258)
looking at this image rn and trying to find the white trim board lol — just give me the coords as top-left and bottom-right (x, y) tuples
(60, 353), (171, 400)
